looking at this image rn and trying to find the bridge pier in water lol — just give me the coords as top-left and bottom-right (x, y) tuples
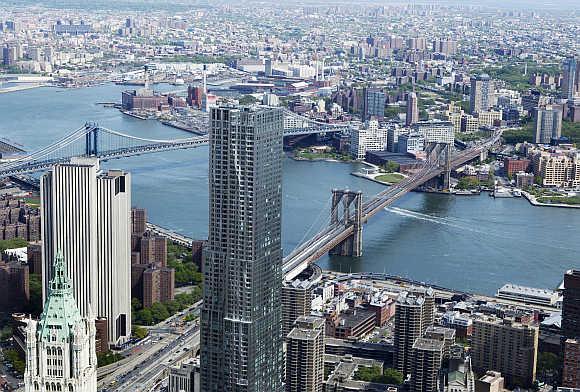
(329, 189), (363, 257)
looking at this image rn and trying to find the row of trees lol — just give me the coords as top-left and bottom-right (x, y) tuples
(132, 287), (202, 326)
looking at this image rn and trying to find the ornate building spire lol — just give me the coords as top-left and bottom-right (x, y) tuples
(24, 252), (97, 392)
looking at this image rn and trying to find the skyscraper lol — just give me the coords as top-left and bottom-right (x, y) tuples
(394, 288), (435, 377)
(24, 252), (97, 392)
(535, 106), (562, 144)
(410, 338), (444, 392)
(96, 169), (132, 346)
(406, 92), (419, 126)
(562, 57), (579, 100)
(41, 158), (132, 347)
(362, 88), (386, 121)
(41, 157), (99, 318)
(470, 74), (493, 114)
(563, 338), (580, 388)
(563, 270), (580, 339)
(285, 316), (325, 392)
(471, 316), (538, 388)
(201, 106), (284, 391)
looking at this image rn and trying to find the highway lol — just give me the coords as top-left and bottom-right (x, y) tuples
(108, 326), (200, 392)
(98, 302), (201, 391)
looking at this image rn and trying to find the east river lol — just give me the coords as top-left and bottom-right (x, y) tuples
(1, 83), (579, 295)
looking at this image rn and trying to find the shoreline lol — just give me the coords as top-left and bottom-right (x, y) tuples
(522, 191), (580, 209)
(0, 84), (46, 94)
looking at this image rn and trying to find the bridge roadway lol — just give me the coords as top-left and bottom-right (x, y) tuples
(0, 122), (348, 179)
(282, 131), (501, 281)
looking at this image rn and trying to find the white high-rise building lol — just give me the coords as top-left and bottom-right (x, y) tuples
(41, 157), (99, 319)
(413, 120), (455, 144)
(96, 170), (132, 346)
(350, 120), (389, 159)
(24, 252), (97, 392)
(41, 157), (131, 347)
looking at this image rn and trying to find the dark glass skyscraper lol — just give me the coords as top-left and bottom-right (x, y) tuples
(201, 105), (284, 391)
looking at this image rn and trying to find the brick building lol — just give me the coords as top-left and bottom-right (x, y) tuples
(503, 158), (531, 176)
(130, 208), (175, 308)
(0, 261), (29, 311)
(563, 338), (580, 388)
(0, 196), (41, 241)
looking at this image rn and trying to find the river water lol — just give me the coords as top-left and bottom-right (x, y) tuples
(1, 83), (579, 295)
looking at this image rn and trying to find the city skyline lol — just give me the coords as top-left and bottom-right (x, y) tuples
(0, 1), (579, 391)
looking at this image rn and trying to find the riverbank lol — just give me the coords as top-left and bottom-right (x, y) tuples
(0, 83), (45, 94)
(351, 170), (406, 185)
(522, 191), (580, 209)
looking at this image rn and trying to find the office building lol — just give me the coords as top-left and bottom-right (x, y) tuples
(169, 358), (200, 392)
(350, 120), (388, 159)
(477, 110), (502, 128)
(334, 309), (376, 339)
(286, 316), (325, 392)
(535, 106), (562, 144)
(201, 106), (284, 391)
(470, 74), (493, 114)
(563, 57), (579, 100)
(475, 371), (505, 392)
(96, 169), (132, 347)
(413, 120), (454, 144)
(41, 158), (132, 347)
(563, 270), (580, 339)
(387, 126), (401, 152)
(563, 339), (580, 388)
(397, 133), (425, 154)
(23, 253), (97, 392)
(410, 338), (444, 392)
(394, 288), (435, 377)
(471, 316), (538, 388)
(363, 88), (386, 121)
(406, 92), (419, 126)
(41, 158), (100, 318)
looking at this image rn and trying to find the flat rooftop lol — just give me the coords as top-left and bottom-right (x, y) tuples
(497, 283), (556, 300)
(412, 337), (445, 352)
